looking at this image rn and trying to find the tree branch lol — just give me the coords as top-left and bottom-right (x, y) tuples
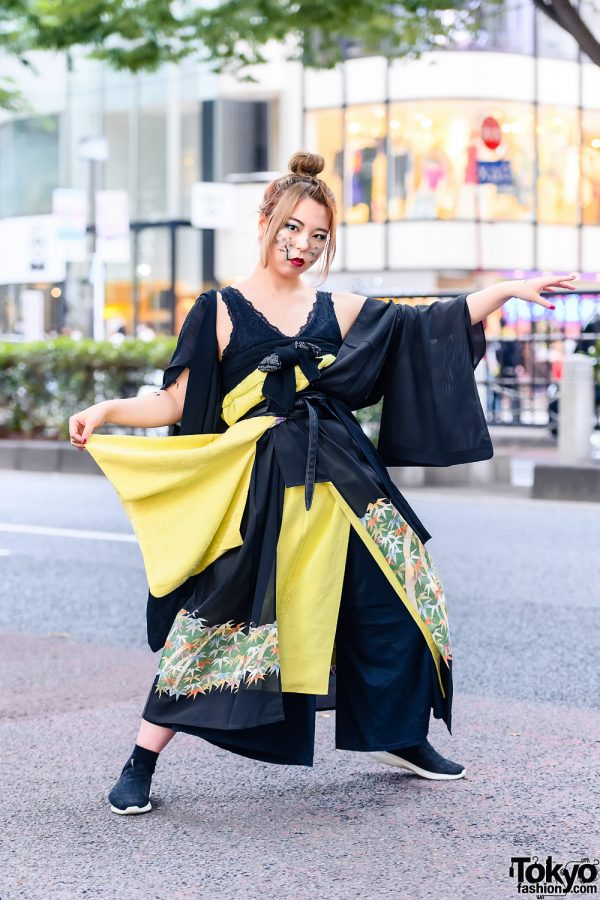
(533, 0), (600, 64)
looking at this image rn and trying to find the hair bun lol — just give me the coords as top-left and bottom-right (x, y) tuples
(288, 151), (325, 178)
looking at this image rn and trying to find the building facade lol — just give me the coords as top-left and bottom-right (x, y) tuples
(0, 2), (599, 338)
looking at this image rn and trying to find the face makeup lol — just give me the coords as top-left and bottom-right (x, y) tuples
(273, 220), (327, 272)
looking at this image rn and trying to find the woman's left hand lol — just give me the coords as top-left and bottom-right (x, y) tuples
(467, 273), (578, 325)
(510, 273), (578, 309)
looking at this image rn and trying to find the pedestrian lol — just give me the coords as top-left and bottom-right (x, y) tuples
(68, 151), (576, 815)
(496, 316), (525, 423)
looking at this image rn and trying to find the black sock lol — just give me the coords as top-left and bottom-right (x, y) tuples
(131, 744), (159, 774)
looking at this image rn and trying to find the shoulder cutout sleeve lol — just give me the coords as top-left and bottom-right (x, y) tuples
(376, 294), (493, 467)
(161, 290), (223, 435)
(161, 293), (208, 390)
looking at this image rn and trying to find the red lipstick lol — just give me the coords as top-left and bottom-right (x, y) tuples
(289, 258), (305, 268)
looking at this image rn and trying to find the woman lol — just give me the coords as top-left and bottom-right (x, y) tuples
(69, 152), (575, 815)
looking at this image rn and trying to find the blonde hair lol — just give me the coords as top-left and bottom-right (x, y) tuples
(258, 151), (337, 279)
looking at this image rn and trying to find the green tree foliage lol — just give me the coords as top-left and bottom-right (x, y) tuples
(3, 0), (600, 110)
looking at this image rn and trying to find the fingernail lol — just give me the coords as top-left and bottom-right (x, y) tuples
(549, 305), (556, 310)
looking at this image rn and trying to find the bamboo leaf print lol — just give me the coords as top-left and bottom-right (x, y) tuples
(155, 609), (280, 699)
(360, 498), (452, 663)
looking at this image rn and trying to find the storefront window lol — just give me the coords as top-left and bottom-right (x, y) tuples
(537, 107), (579, 224)
(304, 109), (343, 215)
(388, 101), (534, 222)
(344, 106), (387, 223)
(582, 110), (600, 225)
(135, 226), (172, 333)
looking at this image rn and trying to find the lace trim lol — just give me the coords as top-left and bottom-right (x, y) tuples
(228, 285), (320, 339)
(220, 286), (339, 363)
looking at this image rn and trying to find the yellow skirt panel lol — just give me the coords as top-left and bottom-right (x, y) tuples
(276, 483), (350, 694)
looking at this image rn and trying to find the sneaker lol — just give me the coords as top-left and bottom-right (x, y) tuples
(108, 757), (153, 814)
(369, 739), (465, 781)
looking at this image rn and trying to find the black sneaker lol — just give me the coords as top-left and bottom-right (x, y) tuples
(370, 739), (465, 780)
(108, 757), (153, 814)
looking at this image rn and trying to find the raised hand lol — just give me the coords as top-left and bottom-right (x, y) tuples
(511, 274), (578, 310)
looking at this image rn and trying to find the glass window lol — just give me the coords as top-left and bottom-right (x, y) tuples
(0, 116), (60, 217)
(220, 100), (273, 177)
(181, 105), (200, 218)
(104, 109), (130, 194)
(451, 2), (534, 55)
(175, 226), (202, 333)
(537, 107), (579, 224)
(138, 77), (168, 219)
(582, 110), (600, 225)
(388, 101), (534, 222)
(580, 0), (600, 63)
(103, 226), (173, 336)
(536, 9), (579, 60)
(304, 109), (343, 214)
(135, 226), (172, 333)
(344, 105), (387, 223)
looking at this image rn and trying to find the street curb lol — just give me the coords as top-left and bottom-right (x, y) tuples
(2, 440), (513, 485)
(0, 440), (101, 475)
(532, 462), (600, 502)
(388, 455), (511, 488)
(3, 440), (599, 502)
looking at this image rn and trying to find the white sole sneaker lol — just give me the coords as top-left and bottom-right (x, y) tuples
(110, 801), (153, 815)
(369, 750), (466, 781)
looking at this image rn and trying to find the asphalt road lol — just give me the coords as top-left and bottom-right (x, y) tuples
(1, 470), (599, 899)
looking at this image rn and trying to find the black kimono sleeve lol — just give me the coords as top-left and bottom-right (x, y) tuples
(376, 294), (493, 467)
(160, 289), (223, 436)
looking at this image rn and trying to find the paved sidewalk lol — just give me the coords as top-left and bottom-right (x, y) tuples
(2, 633), (598, 900)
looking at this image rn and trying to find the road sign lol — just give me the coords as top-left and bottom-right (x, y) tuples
(191, 182), (236, 229)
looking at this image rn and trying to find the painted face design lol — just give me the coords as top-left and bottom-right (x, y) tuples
(273, 222), (328, 267)
(274, 233), (295, 260)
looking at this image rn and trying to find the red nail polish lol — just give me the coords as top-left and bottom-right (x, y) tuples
(549, 305), (555, 310)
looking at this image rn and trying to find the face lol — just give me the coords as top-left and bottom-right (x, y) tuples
(260, 195), (331, 276)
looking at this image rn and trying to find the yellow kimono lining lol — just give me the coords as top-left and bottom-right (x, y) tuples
(86, 415), (276, 598)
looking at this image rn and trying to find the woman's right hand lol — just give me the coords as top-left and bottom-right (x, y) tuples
(68, 402), (109, 450)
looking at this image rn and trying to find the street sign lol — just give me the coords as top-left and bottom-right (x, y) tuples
(481, 116), (502, 150)
(0, 215), (66, 285)
(52, 188), (88, 262)
(191, 182), (236, 229)
(96, 190), (130, 262)
(477, 160), (513, 186)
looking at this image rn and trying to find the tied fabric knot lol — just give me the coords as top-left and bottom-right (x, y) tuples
(257, 341), (324, 511)
(257, 340), (324, 415)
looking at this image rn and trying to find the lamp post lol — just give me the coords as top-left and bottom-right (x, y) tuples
(79, 136), (108, 340)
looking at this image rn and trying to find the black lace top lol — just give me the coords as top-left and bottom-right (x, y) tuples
(219, 286), (343, 363)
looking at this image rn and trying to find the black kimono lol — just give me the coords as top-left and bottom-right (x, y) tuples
(86, 286), (492, 766)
